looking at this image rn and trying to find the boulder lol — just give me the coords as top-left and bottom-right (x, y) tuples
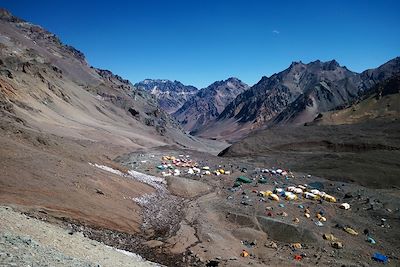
(257, 216), (318, 243)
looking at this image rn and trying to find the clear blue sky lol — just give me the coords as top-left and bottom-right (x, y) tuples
(2, 0), (400, 88)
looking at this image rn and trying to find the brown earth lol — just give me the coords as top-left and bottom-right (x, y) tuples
(0, 120), (153, 234)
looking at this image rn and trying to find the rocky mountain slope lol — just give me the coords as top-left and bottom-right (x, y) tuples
(134, 79), (198, 114)
(273, 57), (400, 125)
(173, 77), (249, 133)
(312, 74), (400, 125)
(197, 58), (400, 140)
(0, 8), (224, 149)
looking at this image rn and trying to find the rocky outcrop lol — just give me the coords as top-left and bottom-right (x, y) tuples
(0, 8), (24, 23)
(218, 60), (357, 127)
(257, 216), (317, 243)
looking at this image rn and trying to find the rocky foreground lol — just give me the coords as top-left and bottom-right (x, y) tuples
(0, 206), (158, 267)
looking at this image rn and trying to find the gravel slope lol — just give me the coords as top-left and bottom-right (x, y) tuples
(0, 206), (159, 267)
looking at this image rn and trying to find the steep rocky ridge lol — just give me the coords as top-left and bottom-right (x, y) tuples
(173, 77), (249, 133)
(312, 74), (400, 125)
(273, 57), (400, 125)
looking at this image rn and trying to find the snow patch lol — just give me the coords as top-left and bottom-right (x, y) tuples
(104, 245), (145, 261)
(128, 170), (166, 192)
(114, 248), (144, 260)
(131, 193), (157, 205)
(89, 163), (124, 176)
(89, 163), (166, 192)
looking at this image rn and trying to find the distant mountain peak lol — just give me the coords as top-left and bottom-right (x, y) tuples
(173, 78), (249, 133)
(136, 79), (195, 90)
(326, 59), (340, 69)
(206, 77), (246, 90)
(328, 59), (339, 64)
(290, 61), (304, 67)
(142, 78), (169, 84)
(140, 79), (187, 86)
(226, 77), (241, 82)
(289, 59), (341, 70)
(135, 79), (198, 114)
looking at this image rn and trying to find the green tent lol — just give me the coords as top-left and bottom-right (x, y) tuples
(258, 178), (267, 184)
(236, 176), (252, 184)
(233, 181), (242, 187)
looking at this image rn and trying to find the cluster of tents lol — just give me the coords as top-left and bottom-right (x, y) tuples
(157, 155), (232, 177)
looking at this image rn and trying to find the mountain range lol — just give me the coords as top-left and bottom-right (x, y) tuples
(0, 8), (207, 149)
(134, 79), (197, 114)
(1, 6), (399, 146)
(136, 77), (249, 133)
(134, 56), (399, 141)
(195, 57), (400, 140)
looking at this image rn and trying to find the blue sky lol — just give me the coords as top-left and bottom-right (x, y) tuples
(2, 0), (400, 88)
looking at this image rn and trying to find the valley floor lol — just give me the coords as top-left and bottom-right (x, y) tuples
(113, 147), (400, 267)
(1, 121), (399, 267)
